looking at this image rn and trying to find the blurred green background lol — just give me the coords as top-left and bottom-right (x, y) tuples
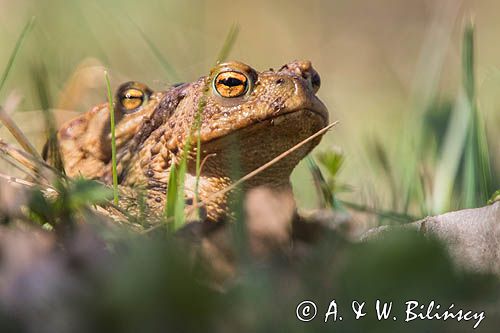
(0, 0), (498, 222)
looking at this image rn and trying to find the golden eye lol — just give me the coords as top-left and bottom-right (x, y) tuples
(214, 71), (248, 98)
(115, 82), (152, 113)
(121, 88), (144, 110)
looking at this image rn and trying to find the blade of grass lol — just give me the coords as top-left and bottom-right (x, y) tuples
(165, 159), (178, 226)
(32, 64), (65, 173)
(192, 93), (206, 213)
(0, 113), (38, 158)
(215, 24), (239, 64)
(398, 2), (461, 215)
(0, 93), (41, 159)
(173, 157), (188, 229)
(164, 109), (194, 230)
(104, 71), (119, 206)
(163, 87), (202, 230)
(366, 139), (400, 210)
(462, 20), (477, 208)
(0, 16), (35, 93)
(433, 20), (493, 212)
(340, 200), (418, 224)
(131, 20), (180, 83)
(0, 137), (61, 184)
(461, 21), (492, 208)
(204, 121), (338, 207)
(194, 24), (240, 205)
(306, 156), (334, 209)
(227, 139), (248, 262)
(431, 91), (470, 213)
(0, 140), (44, 180)
(169, 84), (209, 229)
(0, 171), (55, 191)
(165, 24), (241, 229)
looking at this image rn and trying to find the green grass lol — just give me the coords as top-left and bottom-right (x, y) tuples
(215, 24), (239, 63)
(306, 156), (335, 209)
(165, 156), (179, 229)
(0, 17), (38, 158)
(461, 22), (493, 208)
(432, 23), (494, 212)
(105, 71), (119, 206)
(0, 17), (35, 94)
(311, 21), (498, 223)
(32, 64), (65, 173)
(431, 22), (494, 211)
(131, 19), (181, 84)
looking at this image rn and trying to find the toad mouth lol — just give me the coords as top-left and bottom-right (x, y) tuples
(200, 97), (329, 147)
(269, 107), (328, 126)
(201, 106), (328, 150)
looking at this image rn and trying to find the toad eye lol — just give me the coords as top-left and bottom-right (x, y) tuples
(213, 71), (248, 98)
(116, 81), (152, 113)
(121, 88), (144, 110)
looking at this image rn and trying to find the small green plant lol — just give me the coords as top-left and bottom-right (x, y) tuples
(28, 178), (112, 229)
(306, 150), (345, 210)
(308, 150), (417, 224)
(487, 189), (500, 205)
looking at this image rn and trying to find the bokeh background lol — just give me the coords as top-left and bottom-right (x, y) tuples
(0, 0), (498, 220)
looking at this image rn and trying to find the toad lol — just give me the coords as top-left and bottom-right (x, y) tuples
(51, 60), (329, 221)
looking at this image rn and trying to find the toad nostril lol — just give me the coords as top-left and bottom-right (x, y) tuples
(276, 78), (284, 85)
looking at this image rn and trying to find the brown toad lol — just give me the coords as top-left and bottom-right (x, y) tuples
(52, 60), (329, 221)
